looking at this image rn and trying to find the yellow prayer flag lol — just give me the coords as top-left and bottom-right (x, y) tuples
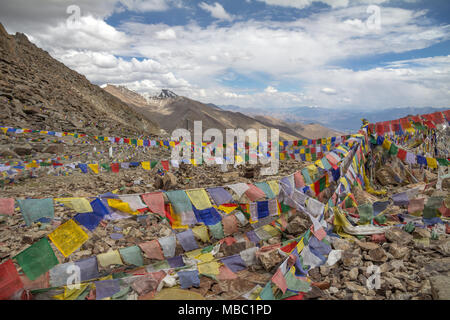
(97, 250), (123, 268)
(196, 252), (214, 263)
(169, 204), (188, 229)
(426, 157), (437, 169)
(315, 159), (324, 169)
(1, 127), (7, 134)
(186, 188), (212, 210)
(54, 198), (93, 213)
(214, 205), (238, 214)
(280, 153), (285, 160)
(137, 139), (144, 146)
(185, 248), (204, 259)
(107, 199), (139, 215)
(296, 238), (305, 253)
(198, 261), (220, 275)
(267, 180), (280, 196)
(382, 139), (391, 150)
(88, 164), (99, 174)
(305, 153), (312, 162)
(262, 225), (279, 237)
(63, 283), (90, 300)
(141, 161), (151, 170)
(192, 225), (209, 242)
(48, 219), (89, 257)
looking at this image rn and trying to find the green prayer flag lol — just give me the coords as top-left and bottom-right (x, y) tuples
(17, 198), (54, 226)
(150, 160), (158, 169)
(14, 238), (59, 281)
(389, 143), (399, 156)
(259, 282), (275, 300)
(357, 203), (373, 224)
(208, 221), (224, 239)
(284, 270), (311, 292)
(255, 182), (275, 199)
(119, 246), (144, 267)
(374, 214), (387, 224)
(100, 163), (111, 171)
(423, 197), (443, 219)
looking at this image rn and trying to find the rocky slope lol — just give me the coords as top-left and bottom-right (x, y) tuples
(0, 23), (159, 137)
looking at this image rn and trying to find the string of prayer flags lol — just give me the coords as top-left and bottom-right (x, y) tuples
(13, 238), (59, 281)
(17, 198), (54, 226)
(0, 198), (15, 215)
(48, 219), (89, 257)
(139, 240), (165, 261)
(186, 188), (212, 210)
(0, 259), (24, 300)
(54, 198), (93, 213)
(119, 246), (144, 267)
(207, 187), (233, 205)
(97, 250), (124, 268)
(176, 229), (199, 252)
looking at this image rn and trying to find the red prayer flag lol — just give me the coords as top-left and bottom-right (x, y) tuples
(0, 259), (23, 300)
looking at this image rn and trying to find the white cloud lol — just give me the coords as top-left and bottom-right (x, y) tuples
(119, 0), (172, 12)
(255, 0), (413, 10)
(198, 2), (234, 21)
(1, 1), (447, 111)
(321, 87), (337, 95)
(264, 86), (278, 93)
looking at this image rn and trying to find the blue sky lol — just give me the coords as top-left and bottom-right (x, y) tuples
(0, 0), (449, 110)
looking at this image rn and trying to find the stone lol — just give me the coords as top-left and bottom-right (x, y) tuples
(434, 238), (450, 256)
(285, 215), (309, 235)
(424, 257), (450, 273)
(341, 250), (362, 267)
(348, 267), (359, 280)
(319, 265), (330, 277)
(13, 145), (33, 156)
(257, 248), (283, 271)
(389, 243), (410, 259)
(390, 260), (404, 271)
(331, 238), (353, 251)
(303, 286), (324, 299)
(356, 240), (380, 251)
(367, 247), (387, 262)
(42, 144), (64, 154)
(385, 227), (413, 245)
(344, 281), (367, 295)
(412, 228), (431, 239)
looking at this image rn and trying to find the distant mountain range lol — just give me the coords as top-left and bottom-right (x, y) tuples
(218, 105), (449, 132)
(103, 85), (343, 140)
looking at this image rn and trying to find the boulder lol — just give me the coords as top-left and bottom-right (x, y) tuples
(385, 227), (413, 245)
(389, 243), (410, 259)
